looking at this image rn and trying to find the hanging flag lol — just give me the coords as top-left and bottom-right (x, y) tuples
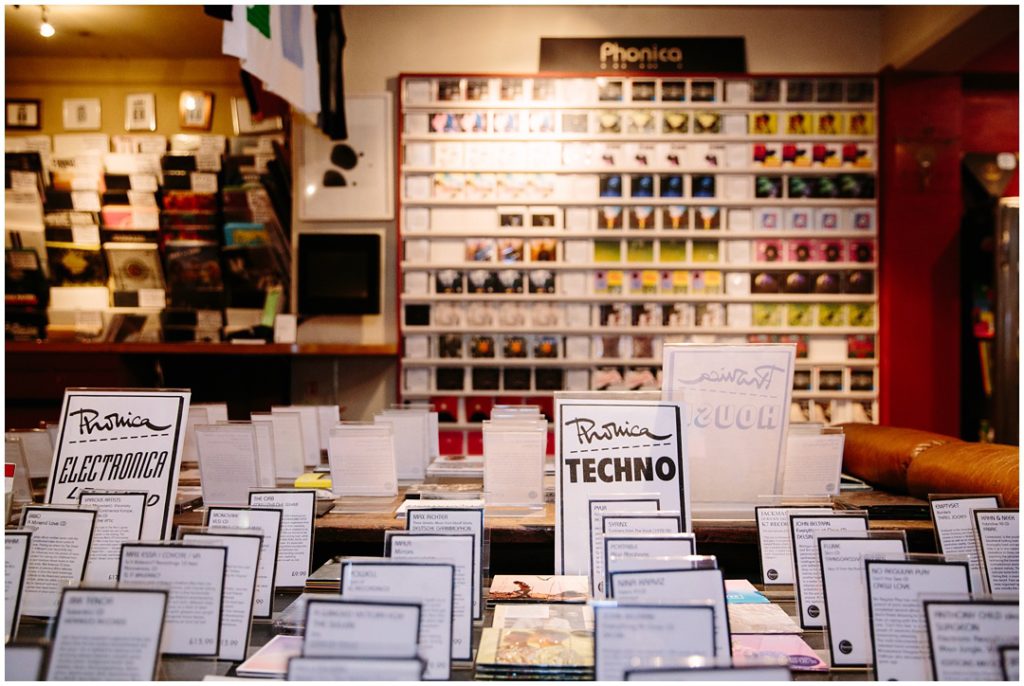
(221, 5), (320, 116)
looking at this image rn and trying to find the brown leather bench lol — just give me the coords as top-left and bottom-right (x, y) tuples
(840, 423), (1019, 507)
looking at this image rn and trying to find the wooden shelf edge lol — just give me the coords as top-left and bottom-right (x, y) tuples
(4, 341), (400, 357)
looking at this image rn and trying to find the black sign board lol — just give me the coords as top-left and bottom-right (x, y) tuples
(540, 37), (746, 74)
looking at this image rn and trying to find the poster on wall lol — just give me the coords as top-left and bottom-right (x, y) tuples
(45, 388), (191, 540)
(298, 94), (394, 221)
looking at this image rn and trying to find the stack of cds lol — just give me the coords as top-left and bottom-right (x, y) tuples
(475, 604), (594, 680)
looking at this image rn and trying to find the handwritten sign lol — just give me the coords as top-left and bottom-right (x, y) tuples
(555, 397), (688, 577)
(45, 389), (190, 540)
(662, 344), (794, 513)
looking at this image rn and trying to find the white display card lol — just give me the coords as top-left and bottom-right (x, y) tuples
(206, 507), (282, 618)
(597, 512), (683, 595)
(384, 532), (474, 660)
(594, 604), (717, 681)
(818, 536), (907, 667)
(341, 560), (455, 680)
(925, 600), (1019, 681)
(303, 599), (421, 658)
(374, 411), (428, 481)
(287, 656), (425, 681)
(754, 505), (831, 585)
(78, 490), (146, 583)
(118, 542), (227, 656)
(661, 344), (793, 511)
(626, 665), (792, 680)
(250, 414), (277, 487)
(406, 506), (485, 619)
(197, 424), (260, 506)
(602, 533), (696, 599)
(557, 397), (689, 578)
(292, 406), (321, 468)
(865, 559), (972, 681)
(781, 433), (845, 496)
(588, 497), (661, 595)
(929, 494), (999, 592)
(19, 506), (96, 617)
(46, 388), (190, 540)
(5, 530), (31, 640)
(327, 423), (398, 497)
(46, 588), (167, 680)
(789, 512), (867, 628)
(249, 490), (315, 588)
(482, 421), (546, 506)
(607, 568), (732, 657)
(194, 402), (229, 426)
(6, 429), (53, 479)
(973, 508), (1019, 593)
(316, 405), (341, 454)
(182, 405), (209, 463)
(181, 531), (262, 662)
(5, 643), (47, 681)
(269, 408), (307, 480)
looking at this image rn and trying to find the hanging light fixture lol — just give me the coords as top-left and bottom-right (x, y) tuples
(39, 6), (55, 38)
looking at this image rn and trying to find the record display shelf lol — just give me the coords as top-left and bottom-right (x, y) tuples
(397, 73), (880, 452)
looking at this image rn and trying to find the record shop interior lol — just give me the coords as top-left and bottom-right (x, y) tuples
(3, 4), (1020, 683)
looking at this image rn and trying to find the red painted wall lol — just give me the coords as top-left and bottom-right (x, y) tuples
(880, 67), (1018, 434)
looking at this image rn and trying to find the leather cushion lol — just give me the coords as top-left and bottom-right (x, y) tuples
(839, 423), (963, 493)
(906, 442), (1020, 508)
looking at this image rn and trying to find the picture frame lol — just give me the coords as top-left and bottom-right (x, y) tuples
(62, 98), (101, 130)
(231, 97), (283, 135)
(298, 93), (394, 220)
(179, 90), (214, 130)
(124, 93), (156, 132)
(6, 99), (41, 130)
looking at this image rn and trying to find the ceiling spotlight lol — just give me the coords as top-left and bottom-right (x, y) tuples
(39, 7), (55, 38)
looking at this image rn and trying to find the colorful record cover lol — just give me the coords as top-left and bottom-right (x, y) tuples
(488, 575), (589, 602)
(105, 243), (165, 290)
(46, 242), (108, 286)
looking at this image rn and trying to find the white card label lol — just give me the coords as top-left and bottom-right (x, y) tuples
(755, 506), (831, 585)
(973, 508), (1019, 593)
(594, 604), (716, 681)
(608, 568), (732, 657)
(406, 507), (484, 619)
(385, 532), (475, 661)
(78, 491), (146, 583)
(866, 559), (972, 681)
(925, 600), (1019, 681)
(818, 536), (907, 667)
(269, 409), (306, 480)
(930, 495), (999, 592)
(602, 534), (696, 598)
(790, 513), (867, 628)
(206, 507), (281, 619)
(20, 507), (96, 617)
(46, 389), (191, 540)
(182, 532), (262, 662)
(4, 531), (31, 640)
(303, 599), (421, 658)
(287, 656), (424, 681)
(5, 644), (46, 681)
(197, 425), (260, 506)
(249, 490), (315, 587)
(327, 424), (398, 497)
(47, 588), (166, 680)
(118, 543), (227, 656)
(588, 497), (660, 595)
(341, 561), (455, 680)
(626, 665), (792, 681)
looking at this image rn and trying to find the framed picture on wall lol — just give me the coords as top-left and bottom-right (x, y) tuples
(231, 97), (284, 135)
(125, 93), (156, 131)
(6, 99), (40, 130)
(297, 93), (395, 221)
(179, 90), (214, 130)
(62, 98), (101, 130)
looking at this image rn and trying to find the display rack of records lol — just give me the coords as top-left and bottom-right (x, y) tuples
(398, 74), (880, 449)
(5, 131), (292, 343)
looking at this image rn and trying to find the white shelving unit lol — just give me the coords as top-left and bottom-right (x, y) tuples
(398, 73), (879, 442)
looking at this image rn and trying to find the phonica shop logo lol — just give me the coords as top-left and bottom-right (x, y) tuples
(599, 41), (683, 70)
(69, 408), (171, 435)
